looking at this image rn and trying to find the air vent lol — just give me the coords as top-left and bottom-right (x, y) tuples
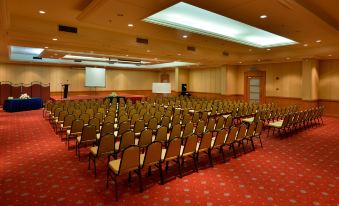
(74, 60), (82, 62)
(33, 56), (42, 60)
(187, 46), (196, 51)
(222, 51), (229, 56)
(136, 37), (148, 44)
(59, 25), (78, 33)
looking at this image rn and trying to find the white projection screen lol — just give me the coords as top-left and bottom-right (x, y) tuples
(85, 67), (106, 87)
(152, 83), (171, 94)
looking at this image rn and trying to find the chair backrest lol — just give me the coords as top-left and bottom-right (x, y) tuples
(169, 124), (182, 141)
(138, 129), (153, 147)
(118, 121), (131, 136)
(213, 129), (227, 148)
(71, 119), (84, 133)
(182, 114), (191, 125)
(161, 116), (170, 128)
(63, 114), (75, 127)
(97, 133), (115, 156)
(225, 126), (238, 144)
(198, 132), (213, 151)
(255, 120), (263, 135)
(134, 119), (145, 133)
(172, 115), (181, 125)
(94, 112), (104, 124)
(182, 122), (194, 138)
(182, 134), (198, 156)
(215, 116), (225, 130)
(119, 115), (129, 124)
(143, 113), (152, 123)
(236, 124), (247, 140)
(101, 122), (114, 137)
(192, 112), (200, 123)
(195, 120), (205, 136)
(148, 117), (158, 131)
(206, 118), (216, 131)
(80, 125), (97, 142)
(246, 122), (257, 137)
(155, 126), (168, 142)
(130, 113), (139, 125)
(224, 115), (233, 128)
(164, 138), (181, 160)
(80, 113), (90, 124)
(104, 115), (115, 124)
(201, 111), (208, 122)
(142, 141), (162, 167)
(89, 117), (100, 132)
(119, 130), (135, 151)
(119, 145), (140, 175)
(58, 111), (68, 122)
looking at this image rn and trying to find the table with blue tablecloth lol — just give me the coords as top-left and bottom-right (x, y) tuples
(3, 98), (43, 112)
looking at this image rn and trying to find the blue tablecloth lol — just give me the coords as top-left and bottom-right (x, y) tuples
(3, 98), (43, 112)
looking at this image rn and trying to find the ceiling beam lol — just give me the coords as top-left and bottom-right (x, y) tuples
(76, 0), (110, 21)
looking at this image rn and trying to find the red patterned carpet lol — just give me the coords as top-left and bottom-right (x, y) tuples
(0, 109), (338, 206)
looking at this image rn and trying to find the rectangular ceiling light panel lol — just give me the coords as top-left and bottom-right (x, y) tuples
(144, 2), (297, 48)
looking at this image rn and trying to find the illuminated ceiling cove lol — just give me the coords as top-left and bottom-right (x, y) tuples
(144, 2), (297, 48)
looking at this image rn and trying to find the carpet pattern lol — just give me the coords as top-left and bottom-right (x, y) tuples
(0, 109), (338, 206)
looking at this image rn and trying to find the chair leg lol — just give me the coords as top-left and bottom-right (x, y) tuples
(128, 172), (132, 183)
(208, 149), (213, 167)
(138, 169), (143, 192)
(147, 166), (152, 176)
(159, 162), (164, 185)
(88, 154), (91, 169)
(259, 136), (263, 148)
(94, 158), (97, 177)
(250, 137), (255, 151)
(219, 147), (225, 162)
(177, 157), (183, 178)
(193, 154), (198, 172)
(241, 140), (246, 153)
(165, 161), (169, 172)
(232, 144), (237, 158)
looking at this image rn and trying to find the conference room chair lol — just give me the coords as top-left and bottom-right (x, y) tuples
(59, 114), (75, 138)
(54, 110), (68, 133)
(88, 133), (115, 177)
(107, 145), (142, 201)
(103, 115), (115, 124)
(143, 113), (152, 126)
(73, 109), (82, 119)
(160, 116), (170, 129)
(114, 130), (135, 158)
(235, 123), (248, 154)
(43, 102), (53, 118)
(161, 138), (182, 178)
(201, 111), (208, 122)
(133, 119), (145, 137)
(154, 111), (162, 124)
(195, 132), (213, 168)
(140, 141), (163, 186)
(267, 114), (290, 136)
(50, 107), (62, 124)
(76, 125), (97, 160)
(243, 122), (257, 152)
(94, 112), (104, 126)
(154, 126), (168, 144)
(66, 119), (84, 149)
(212, 116), (225, 134)
(252, 120), (264, 150)
(168, 124), (181, 143)
(130, 113), (140, 128)
(224, 126), (238, 158)
(171, 115), (181, 127)
(211, 129), (228, 162)
(179, 134), (198, 176)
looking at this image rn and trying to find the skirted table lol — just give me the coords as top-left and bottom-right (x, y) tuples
(3, 98), (43, 112)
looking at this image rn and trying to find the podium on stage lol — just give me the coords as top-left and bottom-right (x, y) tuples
(62, 84), (70, 99)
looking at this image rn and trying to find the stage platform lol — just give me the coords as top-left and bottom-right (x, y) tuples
(50, 93), (146, 102)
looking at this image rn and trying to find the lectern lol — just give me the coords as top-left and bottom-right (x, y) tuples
(62, 84), (70, 99)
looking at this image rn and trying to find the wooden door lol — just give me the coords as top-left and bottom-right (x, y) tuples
(244, 70), (266, 104)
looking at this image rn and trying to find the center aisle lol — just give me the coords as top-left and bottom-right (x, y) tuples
(0, 109), (338, 206)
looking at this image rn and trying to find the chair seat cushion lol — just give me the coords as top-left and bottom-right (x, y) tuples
(242, 117), (254, 123)
(269, 120), (284, 128)
(108, 159), (121, 174)
(90, 146), (98, 156)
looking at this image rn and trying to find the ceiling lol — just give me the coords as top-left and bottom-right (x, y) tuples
(0, 0), (338, 69)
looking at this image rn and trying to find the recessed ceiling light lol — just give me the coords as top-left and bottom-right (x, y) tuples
(182, 35), (188, 38)
(248, 49), (252, 52)
(260, 15), (267, 19)
(154, 58), (158, 60)
(266, 48), (271, 51)
(257, 59), (261, 62)
(146, 50), (151, 52)
(239, 61), (242, 64)
(39, 10), (46, 14)
(328, 54), (332, 57)
(125, 54), (129, 56)
(44, 46), (48, 49)
(177, 53), (182, 56)
(316, 40), (322, 43)
(128, 24), (134, 27)
(303, 43), (308, 47)
(52, 38), (58, 41)
(286, 57), (290, 60)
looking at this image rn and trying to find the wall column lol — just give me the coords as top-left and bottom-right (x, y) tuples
(174, 67), (180, 92)
(301, 59), (319, 101)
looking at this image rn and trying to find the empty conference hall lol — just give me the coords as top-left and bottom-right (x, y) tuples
(0, 0), (338, 205)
